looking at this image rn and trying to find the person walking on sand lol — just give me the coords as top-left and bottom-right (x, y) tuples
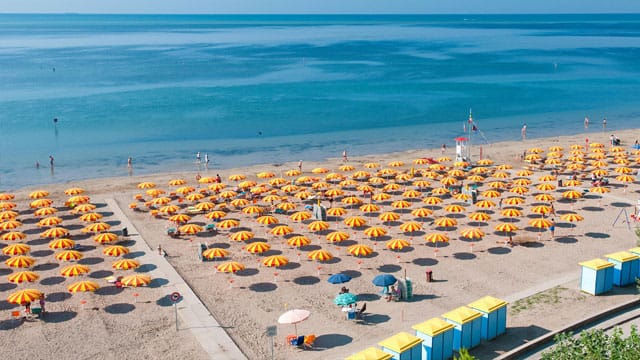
(298, 160), (303, 173)
(342, 150), (348, 162)
(549, 219), (556, 239)
(441, 143), (446, 155)
(521, 123), (527, 140)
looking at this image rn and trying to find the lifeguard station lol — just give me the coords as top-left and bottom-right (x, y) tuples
(455, 137), (470, 162)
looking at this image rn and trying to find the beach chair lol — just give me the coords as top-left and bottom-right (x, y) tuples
(302, 335), (316, 349)
(356, 303), (367, 321)
(205, 224), (216, 232)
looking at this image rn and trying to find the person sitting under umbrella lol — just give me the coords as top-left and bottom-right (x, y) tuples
(340, 286), (349, 294)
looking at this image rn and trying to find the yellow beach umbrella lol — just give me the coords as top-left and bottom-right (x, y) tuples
(327, 207), (347, 217)
(0, 193), (15, 201)
(536, 183), (556, 191)
(503, 197), (525, 206)
(246, 241), (271, 254)
(616, 174), (635, 183)
(55, 250), (83, 262)
(468, 212), (491, 222)
(68, 195), (91, 204)
(378, 209), (400, 222)
(0, 220), (22, 230)
(195, 202), (216, 211)
(219, 190), (238, 199)
(112, 259), (140, 270)
(208, 183), (227, 192)
(386, 239), (410, 250)
(68, 280), (100, 293)
(444, 204), (465, 213)
(326, 231), (350, 243)
(481, 190), (501, 198)
(516, 169), (534, 177)
(348, 244), (373, 257)
(391, 200), (411, 209)
(73, 203), (96, 213)
(425, 233), (449, 244)
(185, 193), (205, 202)
(82, 222), (111, 233)
(513, 178), (532, 186)
(531, 205), (552, 215)
(216, 261), (245, 273)
(434, 217), (457, 227)
(79, 212), (103, 222)
(399, 221), (422, 232)
(120, 274), (151, 287)
(7, 289), (43, 304)
(493, 171), (510, 179)
(217, 219), (241, 229)
(202, 248), (229, 260)
(562, 190), (583, 199)
(257, 215), (279, 225)
(371, 193), (391, 201)
(344, 216), (367, 227)
(535, 194), (555, 202)
(475, 200), (496, 209)
(5, 256), (35, 268)
(307, 220), (329, 232)
(342, 196), (362, 205)
(103, 245), (130, 257)
(1, 231), (26, 241)
(229, 231), (254, 242)
(65, 188), (86, 195)
(169, 214), (191, 224)
(423, 196), (443, 205)
(307, 249), (333, 262)
(501, 208), (522, 217)
(29, 190), (50, 199)
(34, 207), (56, 217)
(262, 255), (289, 267)
(561, 213), (584, 222)
(0, 210), (18, 221)
(179, 224), (203, 234)
(48, 238), (76, 250)
(589, 186), (610, 194)
(411, 208), (433, 218)
(8, 270), (39, 284)
(487, 181), (506, 189)
(529, 218), (553, 229)
(495, 223), (519, 233)
(564, 179), (582, 187)
(271, 225), (294, 236)
(3, 243), (30, 256)
(431, 187), (450, 195)
(40, 227), (69, 238)
(205, 210), (227, 220)
(60, 264), (90, 277)
(94, 232), (118, 244)
(364, 226), (388, 238)
(0, 202), (17, 210)
(460, 228), (485, 239)
(510, 186), (529, 195)
(339, 165), (355, 171)
(287, 235), (311, 247)
(168, 179), (186, 186)
(359, 203), (380, 213)
(290, 211), (312, 222)
(137, 182), (156, 189)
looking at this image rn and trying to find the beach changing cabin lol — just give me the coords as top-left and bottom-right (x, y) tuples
(442, 306), (482, 351)
(579, 258), (614, 295)
(605, 251), (639, 287)
(628, 247), (640, 278)
(378, 332), (423, 360)
(467, 296), (508, 341)
(412, 318), (454, 360)
(345, 347), (393, 360)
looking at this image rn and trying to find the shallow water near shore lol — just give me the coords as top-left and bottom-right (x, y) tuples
(1, 14), (640, 189)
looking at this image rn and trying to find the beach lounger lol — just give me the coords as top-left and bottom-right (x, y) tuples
(206, 224), (216, 232)
(186, 206), (203, 215)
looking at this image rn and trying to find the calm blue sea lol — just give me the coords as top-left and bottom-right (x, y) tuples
(1, 14), (639, 189)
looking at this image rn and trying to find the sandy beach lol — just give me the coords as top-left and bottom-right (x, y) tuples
(1, 128), (640, 359)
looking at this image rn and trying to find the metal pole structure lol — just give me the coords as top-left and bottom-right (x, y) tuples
(468, 109), (473, 161)
(271, 336), (274, 360)
(174, 303), (178, 331)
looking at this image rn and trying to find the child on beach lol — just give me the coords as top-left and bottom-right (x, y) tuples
(342, 150), (348, 162)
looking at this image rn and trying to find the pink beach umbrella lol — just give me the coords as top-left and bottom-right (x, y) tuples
(278, 309), (311, 336)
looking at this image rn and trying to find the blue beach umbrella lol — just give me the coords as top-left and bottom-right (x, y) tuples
(372, 274), (397, 287)
(334, 293), (358, 306)
(327, 273), (352, 284)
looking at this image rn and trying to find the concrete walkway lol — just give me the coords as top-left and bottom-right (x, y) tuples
(105, 198), (247, 360)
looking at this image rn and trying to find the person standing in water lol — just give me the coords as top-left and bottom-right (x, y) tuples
(521, 124), (527, 140)
(584, 116), (589, 129)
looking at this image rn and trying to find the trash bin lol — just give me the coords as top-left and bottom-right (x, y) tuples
(122, 227), (128, 237)
(426, 270), (433, 283)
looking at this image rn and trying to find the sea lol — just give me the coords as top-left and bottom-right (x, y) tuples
(1, 14), (640, 190)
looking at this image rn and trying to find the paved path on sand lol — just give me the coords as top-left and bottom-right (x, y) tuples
(105, 198), (247, 360)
